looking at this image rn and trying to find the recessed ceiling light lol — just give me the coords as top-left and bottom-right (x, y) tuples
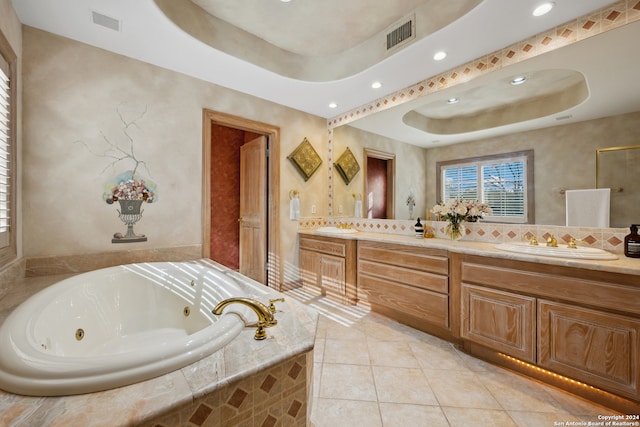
(533, 2), (554, 16)
(447, 98), (459, 104)
(433, 51), (447, 61)
(328, 102), (337, 109)
(280, 0), (292, 2)
(511, 76), (527, 85)
(371, 81), (382, 89)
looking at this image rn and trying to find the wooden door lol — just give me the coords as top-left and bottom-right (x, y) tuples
(239, 136), (267, 284)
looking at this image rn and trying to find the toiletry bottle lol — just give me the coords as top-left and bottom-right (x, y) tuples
(414, 218), (424, 238)
(424, 211), (435, 238)
(624, 224), (640, 258)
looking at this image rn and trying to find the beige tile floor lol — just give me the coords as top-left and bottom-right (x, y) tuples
(284, 288), (627, 427)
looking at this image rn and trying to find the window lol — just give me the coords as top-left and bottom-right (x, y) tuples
(436, 150), (534, 224)
(0, 29), (17, 265)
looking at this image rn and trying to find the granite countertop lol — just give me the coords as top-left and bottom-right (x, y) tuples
(299, 230), (640, 276)
(0, 263), (318, 427)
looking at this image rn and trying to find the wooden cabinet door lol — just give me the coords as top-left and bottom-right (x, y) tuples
(461, 284), (536, 363)
(299, 248), (320, 289)
(538, 300), (640, 400)
(320, 254), (346, 299)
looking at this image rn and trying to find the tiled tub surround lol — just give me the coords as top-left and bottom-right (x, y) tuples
(299, 217), (631, 255)
(0, 261), (318, 427)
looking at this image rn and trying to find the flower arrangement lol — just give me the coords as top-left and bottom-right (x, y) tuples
(431, 199), (492, 239)
(104, 171), (156, 204)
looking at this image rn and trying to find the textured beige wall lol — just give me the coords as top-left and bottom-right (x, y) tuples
(334, 125), (428, 220)
(21, 27), (327, 279)
(425, 111), (640, 226)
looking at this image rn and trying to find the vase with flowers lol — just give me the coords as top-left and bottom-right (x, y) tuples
(431, 199), (492, 240)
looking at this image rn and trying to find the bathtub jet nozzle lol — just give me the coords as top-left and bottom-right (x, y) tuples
(212, 297), (278, 340)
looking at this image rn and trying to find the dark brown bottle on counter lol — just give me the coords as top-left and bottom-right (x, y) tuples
(624, 224), (640, 258)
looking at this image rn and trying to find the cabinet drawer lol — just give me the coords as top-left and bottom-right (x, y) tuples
(461, 284), (536, 363)
(359, 259), (448, 294)
(359, 273), (449, 328)
(538, 300), (640, 400)
(460, 260), (640, 316)
(358, 241), (448, 275)
(300, 236), (346, 257)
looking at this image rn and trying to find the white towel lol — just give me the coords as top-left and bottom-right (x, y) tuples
(290, 197), (300, 221)
(565, 188), (610, 227)
(354, 200), (363, 218)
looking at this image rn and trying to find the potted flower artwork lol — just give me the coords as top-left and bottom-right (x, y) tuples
(104, 171), (157, 243)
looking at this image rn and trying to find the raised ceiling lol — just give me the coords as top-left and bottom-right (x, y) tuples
(11, 0), (618, 120)
(158, 0), (481, 81)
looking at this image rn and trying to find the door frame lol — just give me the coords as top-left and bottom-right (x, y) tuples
(202, 109), (280, 288)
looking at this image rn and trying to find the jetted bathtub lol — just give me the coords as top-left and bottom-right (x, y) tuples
(0, 260), (253, 396)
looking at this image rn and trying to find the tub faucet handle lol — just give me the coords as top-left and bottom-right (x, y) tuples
(212, 297), (277, 340)
(269, 298), (285, 313)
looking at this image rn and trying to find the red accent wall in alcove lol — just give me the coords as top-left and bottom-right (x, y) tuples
(210, 125), (261, 271)
(367, 157), (387, 219)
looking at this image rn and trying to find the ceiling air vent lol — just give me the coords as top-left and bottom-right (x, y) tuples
(91, 11), (121, 32)
(386, 15), (415, 51)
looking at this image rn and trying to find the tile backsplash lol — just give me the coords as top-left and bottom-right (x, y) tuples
(298, 217), (630, 254)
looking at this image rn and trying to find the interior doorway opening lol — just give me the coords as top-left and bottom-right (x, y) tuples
(364, 148), (396, 219)
(202, 110), (280, 288)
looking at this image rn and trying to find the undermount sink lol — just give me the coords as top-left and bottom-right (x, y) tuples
(315, 226), (358, 235)
(495, 242), (618, 260)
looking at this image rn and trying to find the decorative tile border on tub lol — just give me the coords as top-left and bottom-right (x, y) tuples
(141, 351), (311, 427)
(299, 217), (629, 254)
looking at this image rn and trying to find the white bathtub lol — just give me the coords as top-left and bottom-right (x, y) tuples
(0, 261), (252, 396)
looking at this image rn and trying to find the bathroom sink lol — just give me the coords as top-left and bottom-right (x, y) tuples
(315, 226), (358, 235)
(495, 242), (618, 260)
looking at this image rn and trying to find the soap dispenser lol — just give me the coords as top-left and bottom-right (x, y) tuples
(414, 218), (424, 238)
(624, 224), (640, 258)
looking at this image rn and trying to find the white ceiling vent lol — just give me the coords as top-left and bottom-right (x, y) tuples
(386, 14), (415, 52)
(91, 11), (121, 32)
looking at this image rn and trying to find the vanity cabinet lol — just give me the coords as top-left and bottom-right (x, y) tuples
(357, 241), (452, 339)
(298, 233), (357, 305)
(456, 253), (640, 407)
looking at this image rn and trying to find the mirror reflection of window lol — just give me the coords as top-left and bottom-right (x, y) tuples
(436, 150), (534, 224)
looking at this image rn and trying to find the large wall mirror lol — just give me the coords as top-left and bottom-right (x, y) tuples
(331, 20), (640, 228)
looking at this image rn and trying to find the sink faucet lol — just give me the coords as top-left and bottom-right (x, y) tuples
(546, 235), (558, 247)
(213, 297), (277, 340)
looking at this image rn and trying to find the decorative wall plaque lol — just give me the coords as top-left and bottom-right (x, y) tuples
(287, 137), (322, 181)
(334, 147), (360, 185)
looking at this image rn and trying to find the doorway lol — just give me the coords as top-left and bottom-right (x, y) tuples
(364, 148), (396, 219)
(202, 110), (280, 288)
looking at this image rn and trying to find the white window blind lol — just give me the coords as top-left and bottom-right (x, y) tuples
(441, 155), (528, 223)
(0, 55), (11, 247)
(481, 159), (526, 221)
